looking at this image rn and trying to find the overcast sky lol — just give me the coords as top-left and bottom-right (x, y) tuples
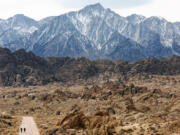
(0, 0), (179, 22)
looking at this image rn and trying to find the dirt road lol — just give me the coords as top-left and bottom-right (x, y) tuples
(19, 117), (40, 135)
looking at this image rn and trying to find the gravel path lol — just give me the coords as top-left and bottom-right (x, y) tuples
(19, 117), (40, 135)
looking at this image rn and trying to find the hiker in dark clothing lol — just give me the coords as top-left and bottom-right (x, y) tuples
(20, 128), (23, 133)
(24, 128), (26, 132)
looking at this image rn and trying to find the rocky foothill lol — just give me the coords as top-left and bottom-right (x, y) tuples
(0, 48), (180, 86)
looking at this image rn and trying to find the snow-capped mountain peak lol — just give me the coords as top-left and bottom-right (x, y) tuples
(83, 3), (104, 10)
(5, 14), (39, 35)
(126, 14), (146, 24)
(78, 3), (105, 17)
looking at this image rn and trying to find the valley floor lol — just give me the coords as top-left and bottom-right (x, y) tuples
(0, 74), (180, 135)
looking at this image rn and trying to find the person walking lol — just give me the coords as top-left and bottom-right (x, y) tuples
(20, 128), (23, 133)
(24, 128), (26, 132)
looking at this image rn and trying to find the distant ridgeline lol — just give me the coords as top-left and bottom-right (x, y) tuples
(0, 48), (180, 86)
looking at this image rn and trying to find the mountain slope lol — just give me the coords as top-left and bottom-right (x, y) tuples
(101, 31), (147, 61)
(31, 15), (97, 58)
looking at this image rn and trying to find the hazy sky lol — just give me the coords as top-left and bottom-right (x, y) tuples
(0, 0), (179, 22)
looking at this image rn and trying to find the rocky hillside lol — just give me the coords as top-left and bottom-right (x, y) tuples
(0, 48), (180, 86)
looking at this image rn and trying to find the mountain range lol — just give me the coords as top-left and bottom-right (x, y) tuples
(0, 3), (180, 61)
